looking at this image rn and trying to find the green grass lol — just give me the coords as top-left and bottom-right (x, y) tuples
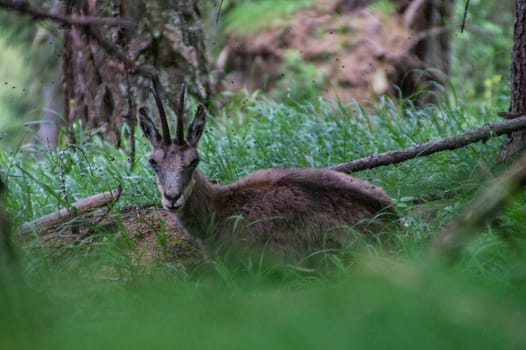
(3, 258), (526, 350)
(1, 1), (524, 346)
(1, 93), (526, 348)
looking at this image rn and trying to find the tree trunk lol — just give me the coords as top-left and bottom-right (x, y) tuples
(62, 0), (211, 145)
(393, 0), (455, 103)
(499, 0), (526, 159)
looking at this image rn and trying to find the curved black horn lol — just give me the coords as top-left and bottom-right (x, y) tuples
(150, 80), (171, 146)
(176, 83), (186, 145)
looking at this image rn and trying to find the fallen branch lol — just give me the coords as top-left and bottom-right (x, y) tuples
(0, 0), (135, 29)
(18, 186), (122, 236)
(429, 151), (526, 259)
(332, 115), (526, 173)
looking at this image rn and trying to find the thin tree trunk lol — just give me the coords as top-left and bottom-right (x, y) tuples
(499, 0), (526, 158)
(38, 83), (61, 148)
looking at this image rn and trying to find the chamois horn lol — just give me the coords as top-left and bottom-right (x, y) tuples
(150, 79), (171, 146)
(176, 83), (186, 145)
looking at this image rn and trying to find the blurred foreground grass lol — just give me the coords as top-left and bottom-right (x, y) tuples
(2, 256), (526, 350)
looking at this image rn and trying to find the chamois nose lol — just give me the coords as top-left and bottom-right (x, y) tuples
(164, 192), (181, 203)
(163, 192), (181, 209)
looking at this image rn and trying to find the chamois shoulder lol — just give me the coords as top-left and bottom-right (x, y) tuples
(219, 168), (393, 207)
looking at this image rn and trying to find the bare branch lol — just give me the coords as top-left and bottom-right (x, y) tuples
(460, 0), (471, 33)
(332, 115), (526, 173)
(18, 186), (122, 236)
(176, 83), (186, 145)
(0, 0), (135, 29)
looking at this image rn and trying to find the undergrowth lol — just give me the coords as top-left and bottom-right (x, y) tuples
(223, 0), (313, 37)
(1, 94), (526, 349)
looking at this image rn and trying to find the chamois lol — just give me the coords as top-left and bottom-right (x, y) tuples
(138, 84), (395, 253)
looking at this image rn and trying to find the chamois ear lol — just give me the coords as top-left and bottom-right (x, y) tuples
(187, 104), (207, 146)
(138, 107), (162, 147)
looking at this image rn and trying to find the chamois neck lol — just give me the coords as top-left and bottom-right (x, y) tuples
(177, 169), (217, 238)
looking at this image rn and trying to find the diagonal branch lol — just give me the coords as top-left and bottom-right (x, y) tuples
(0, 0), (135, 28)
(332, 115), (526, 173)
(429, 150), (526, 259)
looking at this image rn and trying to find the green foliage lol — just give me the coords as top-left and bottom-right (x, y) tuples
(223, 0), (313, 36)
(451, 0), (513, 100)
(0, 3), (62, 150)
(0, 125), (157, 227)
(3, 258), (526, 350)
(0, 18), (60, 150)
(273, 50), (326, 104)
(370, 0), (397, 15)
(0, 37), (33, 146)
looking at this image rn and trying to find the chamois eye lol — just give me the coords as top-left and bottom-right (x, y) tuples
(190, 159), (199, 167)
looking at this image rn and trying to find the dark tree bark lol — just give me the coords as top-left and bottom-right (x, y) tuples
(62, 0), (211, 145)
(499, 0), (526, 158)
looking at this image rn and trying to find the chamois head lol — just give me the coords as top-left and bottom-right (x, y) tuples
(138, 83), (207, 212)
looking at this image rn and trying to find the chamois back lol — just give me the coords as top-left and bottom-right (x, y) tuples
(138, 83), (396, 254)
